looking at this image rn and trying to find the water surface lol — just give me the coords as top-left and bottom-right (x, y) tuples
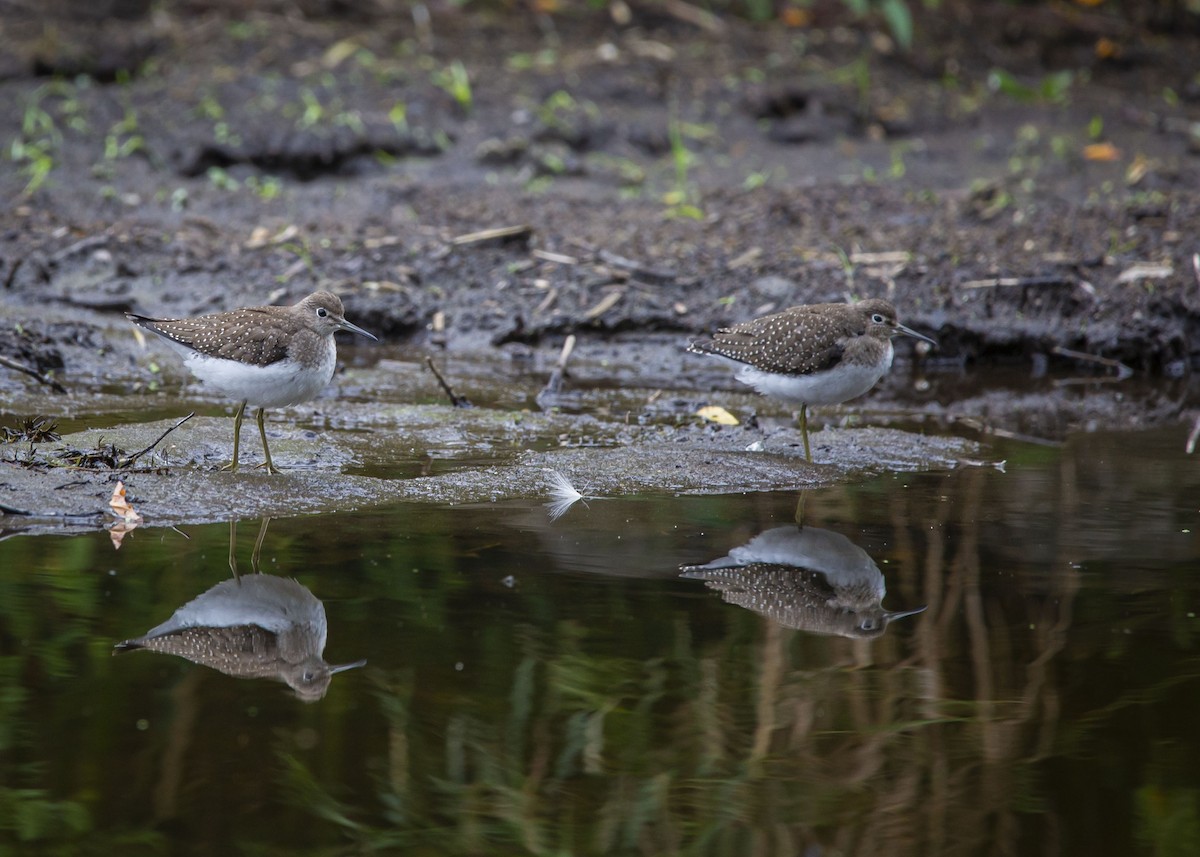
(1, 427), (1198, 855)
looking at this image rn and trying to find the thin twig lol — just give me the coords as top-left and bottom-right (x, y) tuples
(449, 225), (532, 247)
(0, 502), (104, 519)
(952, 416), (1063, 447)
(1051, 346), (1133, 379)
(538, 335), (577, 404)
(50, 234), (109, 263)
(0, 354), (68, 393)
(584, 289), (624, 320)
(597, 249), (676, 284)
(424, 356), (472, 408)
(960, 275), (1075, 289)
(3, 255), (25, 290)
(532, 249), (578, 265)
(118, 412), (195, 468)
(659, 0), (727, 34)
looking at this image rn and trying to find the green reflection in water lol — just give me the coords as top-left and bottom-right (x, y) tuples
(1, 428), (1199, 855)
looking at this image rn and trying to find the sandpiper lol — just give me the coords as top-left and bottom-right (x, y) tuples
(687, 298), (935, 462)
(127, 291), (377, 473)
(113, 574), (365, 701)
(681, 524), (926, 638)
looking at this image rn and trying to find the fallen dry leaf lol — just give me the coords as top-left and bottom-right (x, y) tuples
(109, 522), (137, 550)
(1083, 142), (1120, 162)
(697, 405), (740, 426)
(108, 480), (143, 550)
(109, 480), (144, 524)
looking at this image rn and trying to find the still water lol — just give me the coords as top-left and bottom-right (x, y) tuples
(1, 428), (1198, 856)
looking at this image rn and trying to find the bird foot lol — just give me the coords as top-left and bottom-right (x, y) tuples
(220, 461), (240, 473)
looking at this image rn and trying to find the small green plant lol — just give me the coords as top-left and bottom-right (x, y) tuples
(245, 175), (282, 201)
(333, 109), (366, 135)
(662, 113), (711, 220)
(298, 89), (324, 129)
(196, 92), (224, 121)
(206, 166), (239, 191)
(280, 240), (316, 278)
(506, 49), (558, 72)
(104, 107), (145, 160)
(743, 170), (769, 190)
(9, 89), (63, 194)
(432, 61), (472, 112)
(988, 69), (1074, 104)
(388, 101), (409, 133)
(829, 55), (873, 119)
(844, 0), (914, 50)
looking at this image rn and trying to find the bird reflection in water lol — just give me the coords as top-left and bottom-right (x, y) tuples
(113, 518), (365, 701)
(681, 524), (925, 638)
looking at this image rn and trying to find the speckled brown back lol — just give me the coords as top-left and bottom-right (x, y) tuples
(688, 299), (899, 376)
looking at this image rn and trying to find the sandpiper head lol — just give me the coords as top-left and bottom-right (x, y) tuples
(850, 604), (929, 638)
(298, 291), (378, 341)
(285, 656), (368, 702)
(859, 299), (937, 347)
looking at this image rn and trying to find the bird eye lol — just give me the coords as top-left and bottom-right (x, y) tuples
(871, 313), (885, 324)
(316, 307), (328, 318)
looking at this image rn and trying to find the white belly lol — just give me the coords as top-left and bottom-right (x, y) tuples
(731, 344), (892, 406)
(181, 344), (336, 408)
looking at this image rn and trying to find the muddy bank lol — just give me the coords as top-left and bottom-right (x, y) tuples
(0, 405), (980, 538)
(2, 4), (1199, 378)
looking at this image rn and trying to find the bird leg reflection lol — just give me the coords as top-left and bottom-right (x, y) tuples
(228, 517), (272, 579)
(794, 490), (808, 526)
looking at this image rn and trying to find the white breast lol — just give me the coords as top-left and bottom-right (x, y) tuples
(733, 341), (893, 406)
(182, 339), (337, 408)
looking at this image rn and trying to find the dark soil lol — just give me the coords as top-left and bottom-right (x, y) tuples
(2, 2), (1200, 410)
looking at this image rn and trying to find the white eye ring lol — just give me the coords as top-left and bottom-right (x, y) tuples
(871, 313), (886, 324)
(316, 307), (328, 318)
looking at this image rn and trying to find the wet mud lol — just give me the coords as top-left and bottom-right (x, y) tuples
(2, 2), (1198, 529)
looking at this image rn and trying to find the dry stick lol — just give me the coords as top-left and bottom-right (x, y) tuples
(449, 225), (532, 247)
(423, 356), (472, 408)
(659, 0), (727, 34)
(960, 275), (1075, 289)
(1051, 346), (1134, 380)
(596, 249), (676, 284)
(118, 412), (196, 469)
(0, 502), (103, 519)
(540, 335), (577, 399)
(3, 256), (25, 290)
(952, 416), (1063, 447)
(0, 354), (68, 393)
(51, 234), (109, 263)
(532, 249), (578, 265)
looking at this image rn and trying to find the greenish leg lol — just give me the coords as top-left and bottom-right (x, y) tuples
(255, 407), (279, 474)
(799, 403), (812, 463)
(221, 400), (247, 473)
(251, 517), (271, 572)
(228, 519), (240, 579)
